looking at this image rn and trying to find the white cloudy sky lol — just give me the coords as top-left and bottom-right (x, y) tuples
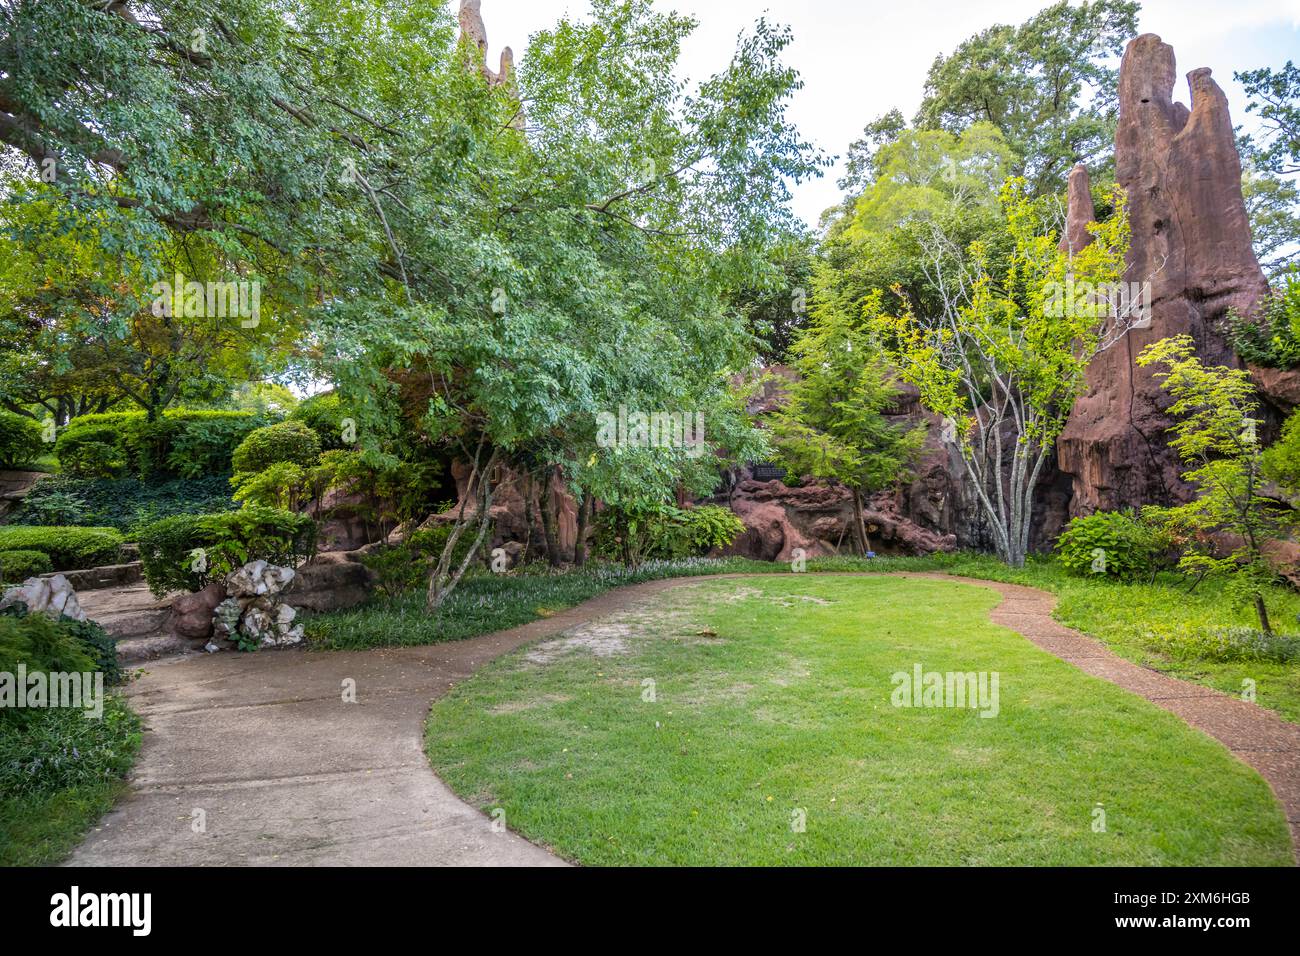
(454, 0), (1300, 227)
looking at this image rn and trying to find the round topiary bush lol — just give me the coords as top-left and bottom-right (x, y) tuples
(290, 392), (354, 451)
(231, 420), (322, 475)
(0, 411), (45, 469)
(0, 549), (53, 582)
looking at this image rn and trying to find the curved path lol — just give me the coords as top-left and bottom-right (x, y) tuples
(69, 573), (1300, 866)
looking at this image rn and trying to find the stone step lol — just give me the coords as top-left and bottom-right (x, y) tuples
(49, 561), (144, 591)
(116, 633), (197, 665)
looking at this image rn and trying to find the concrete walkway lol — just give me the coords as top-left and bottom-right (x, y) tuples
(69, 572), (1299, 866)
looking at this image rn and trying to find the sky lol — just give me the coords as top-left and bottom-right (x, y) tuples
(452, 0), (1300, 227)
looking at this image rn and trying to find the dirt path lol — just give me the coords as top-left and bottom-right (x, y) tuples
(69, 572), (1298, 866)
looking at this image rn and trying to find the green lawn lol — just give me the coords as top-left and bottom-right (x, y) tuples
(425, 574), (1292, 866)
(312, 550), (1300, 723)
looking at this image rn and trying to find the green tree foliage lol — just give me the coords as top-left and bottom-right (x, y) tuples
(1137, 335), (1291, 635)
(768, 309), (924, 555)
(817, 123), (1015, 337)
(915, 0), (1138, 196)
(1237, 61), (1300, 177)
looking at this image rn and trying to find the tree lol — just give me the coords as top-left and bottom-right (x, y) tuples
(768, 309), (923, 555)
(305, 2), (824, 610)
(1237, 61), (1300, 177)
(0, 185), (301, 420)
(1138, 335), (1290, 635)
(816, 122), (1015, 342)
(915, 0), (1137, 196)
(867, 179), (1133, 567)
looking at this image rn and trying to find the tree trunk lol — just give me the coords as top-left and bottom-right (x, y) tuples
(540, 466), (562, 568)
(849, 486), (868, 556)
(1255, 594), (1273, 636)
(574, 490), (592, 567)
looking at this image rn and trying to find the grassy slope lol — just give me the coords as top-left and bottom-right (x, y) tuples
(310, 552), (1300, 723)
(425, 575), (1292, 866)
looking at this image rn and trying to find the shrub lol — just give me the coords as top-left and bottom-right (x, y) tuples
(231, 420), (322, 476)
(0, 411), (45, 469)
(135, 514), (206, 594)
(1054, 510), (1163, 581)
(290, 392), (354, 451)
(55, 419), (132, 478)
(360, 526), (476, 596)
(136, 507), (316, 596)
(0, 527), (123, 571)
(1263, 408), (1300, 493)
(231, 461), (312, 510)
(0, 550), (53, 582)
(0, 610), (96, 676)
(0, 605), (122, 684)
(56, 410), (267, 479)
(679, 505), (747, 554)
(13, 474), (237, 534)
(1228, 278), (1300, 368)
(594, 502), (746, 565)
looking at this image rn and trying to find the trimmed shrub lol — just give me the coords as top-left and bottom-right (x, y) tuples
(1055, 511), (1162, 581)
(55, 410), (267, 479)
(290, 392), (354, 451)
(231, 421), (322, 476)
(136, 506), (316, 596)
(0, 526), (123, 571)
(0, 550), (53, 582)
(0, 411), (45, 468)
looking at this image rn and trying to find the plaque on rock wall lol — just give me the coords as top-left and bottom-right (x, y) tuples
(750, 463), (787, 481)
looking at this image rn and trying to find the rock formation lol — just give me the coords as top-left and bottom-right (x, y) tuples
(1059, 163), (1096, 256)
(0, 573), (84, 621)
(210, 561), (304, 650)
(459, 1), (508, 85)
(1056, 34), (1270, 517)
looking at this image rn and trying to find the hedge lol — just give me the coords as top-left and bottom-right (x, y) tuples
(55, 410), (270, 480)
(0, 550), (54, 582)
(0, 527), (124, 571)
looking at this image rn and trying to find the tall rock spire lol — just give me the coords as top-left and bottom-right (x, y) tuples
(458, 0), (515, 89)
(1059, 163), (1096, 255)
(1055, 34), (1269, 517)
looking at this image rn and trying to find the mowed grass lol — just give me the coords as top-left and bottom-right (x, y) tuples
(425, 575), (1292, 866)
